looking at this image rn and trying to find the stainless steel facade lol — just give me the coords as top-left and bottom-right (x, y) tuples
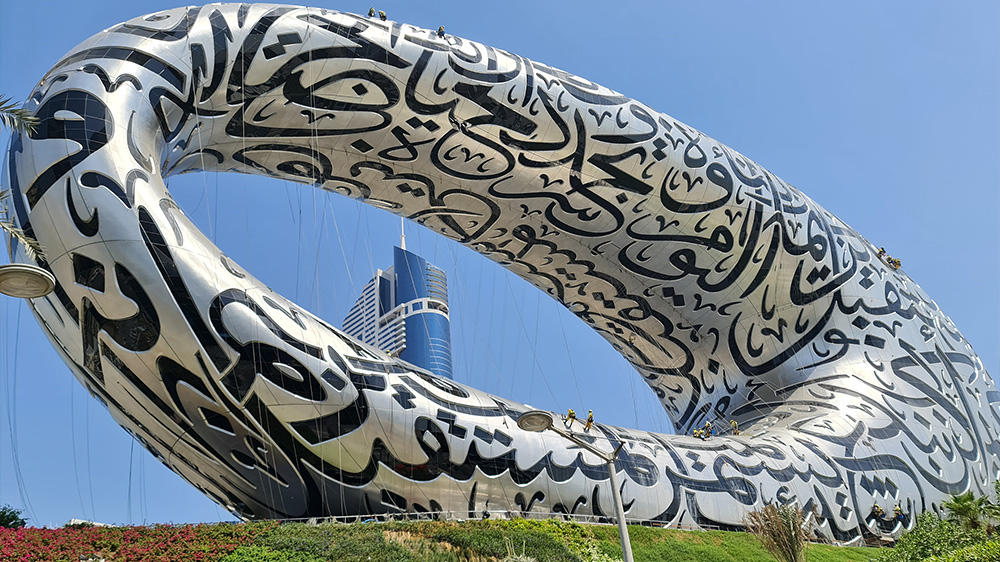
(2, 4), (996, 540)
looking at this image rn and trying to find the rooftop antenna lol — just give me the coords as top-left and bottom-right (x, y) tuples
(400, 216), (406, 251)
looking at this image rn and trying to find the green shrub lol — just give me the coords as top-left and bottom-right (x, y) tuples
(502, 536), (540, 562)
(257, 522), (415, 561)
(9, 517), (860, 562)
(221, 545), (326, 562)
(744, 505), (811, 562)
(418, 520), (582, 562)
(874, 512), (988, 562)
(579, 542), (622, 562)
(921, 540), (1000, 562)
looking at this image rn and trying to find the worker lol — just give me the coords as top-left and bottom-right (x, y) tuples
(378, 10), (387, 21)
(566, 408), (576, 425)
(877, 247), (886, 258)
(584, 410), (594, 432)
(873, 503), (884, 518)
(704, 420), (713, 437)
(730, 420), (740, 435)
(437, 26), (445, 38)
(368, 7), (375, 17)
(894, 504), (903, 521)
(692, 428), (701, 439)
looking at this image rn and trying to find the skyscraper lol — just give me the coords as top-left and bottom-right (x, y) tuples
(342, 245), (453, 379)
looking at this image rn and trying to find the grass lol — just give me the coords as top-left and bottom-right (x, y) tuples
(227, 519), (876, 562)
(585, 524), (873, 562)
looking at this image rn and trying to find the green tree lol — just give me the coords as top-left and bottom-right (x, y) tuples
(744, 504), (811, 562)
(0, 504), (27, 528)
(875, 512), (987, 562)
(942, 491), (989, 531)
(982, 479), (1000, 531)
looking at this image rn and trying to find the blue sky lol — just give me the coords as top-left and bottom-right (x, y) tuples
(1, 1), (997, 526)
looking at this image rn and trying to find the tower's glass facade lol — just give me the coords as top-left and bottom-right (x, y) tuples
(342, 247), (453, 379)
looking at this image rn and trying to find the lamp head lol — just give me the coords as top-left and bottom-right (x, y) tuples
(517, 410), (554, 432)
(0, 263), (55, 298)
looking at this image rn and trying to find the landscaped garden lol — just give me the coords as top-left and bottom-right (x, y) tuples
(0, 517), (871, 562)
(2, 482), (999, 562)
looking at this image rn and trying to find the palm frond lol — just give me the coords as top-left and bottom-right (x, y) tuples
(0, 219), (45, 261)
(0, 97), (39, 134)
(0, 190), (44, 260)
(0, 137), (45, 261)
(942, 491), (988, 530)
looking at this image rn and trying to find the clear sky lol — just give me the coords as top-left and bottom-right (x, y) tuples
(1, 1), (997, 527)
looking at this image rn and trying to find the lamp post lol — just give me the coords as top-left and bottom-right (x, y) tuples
(0, 263), (55, 298)
(517, 410), (634, 562)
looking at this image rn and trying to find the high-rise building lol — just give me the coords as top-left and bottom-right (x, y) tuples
(342, 245), (453, 379)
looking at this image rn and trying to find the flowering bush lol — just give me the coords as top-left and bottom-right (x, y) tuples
(0, 521), (275, 562)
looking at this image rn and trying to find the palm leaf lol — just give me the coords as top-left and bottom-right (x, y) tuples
(0, 189), (45, 260)
(0, 97), (39, 134)
(0, 103), (47, 260)
(0, 219), (45, 261)
(942, 491), (987, 530)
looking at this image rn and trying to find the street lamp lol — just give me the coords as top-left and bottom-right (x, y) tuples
(517, 410), (634, 562)
(0, 263), (55, 298)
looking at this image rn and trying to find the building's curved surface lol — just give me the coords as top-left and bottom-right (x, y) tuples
(3, 4), (997, 540)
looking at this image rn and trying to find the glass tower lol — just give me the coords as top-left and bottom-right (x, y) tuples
(342, 246), (453, 379)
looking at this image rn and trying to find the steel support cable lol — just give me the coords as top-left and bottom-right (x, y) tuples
(70, 381), (90, 520)
(7, 304), (37, 523)
(394, 228), (477, 512)
(140, 444), (147, 524)
(554, 300), (587, 413)
(322, 193), (364, 518)
(503, 270), (562, 411)
(127, 439), (135, 524)
(405, 227), (523, 518)
(0, 296), (5, 511)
